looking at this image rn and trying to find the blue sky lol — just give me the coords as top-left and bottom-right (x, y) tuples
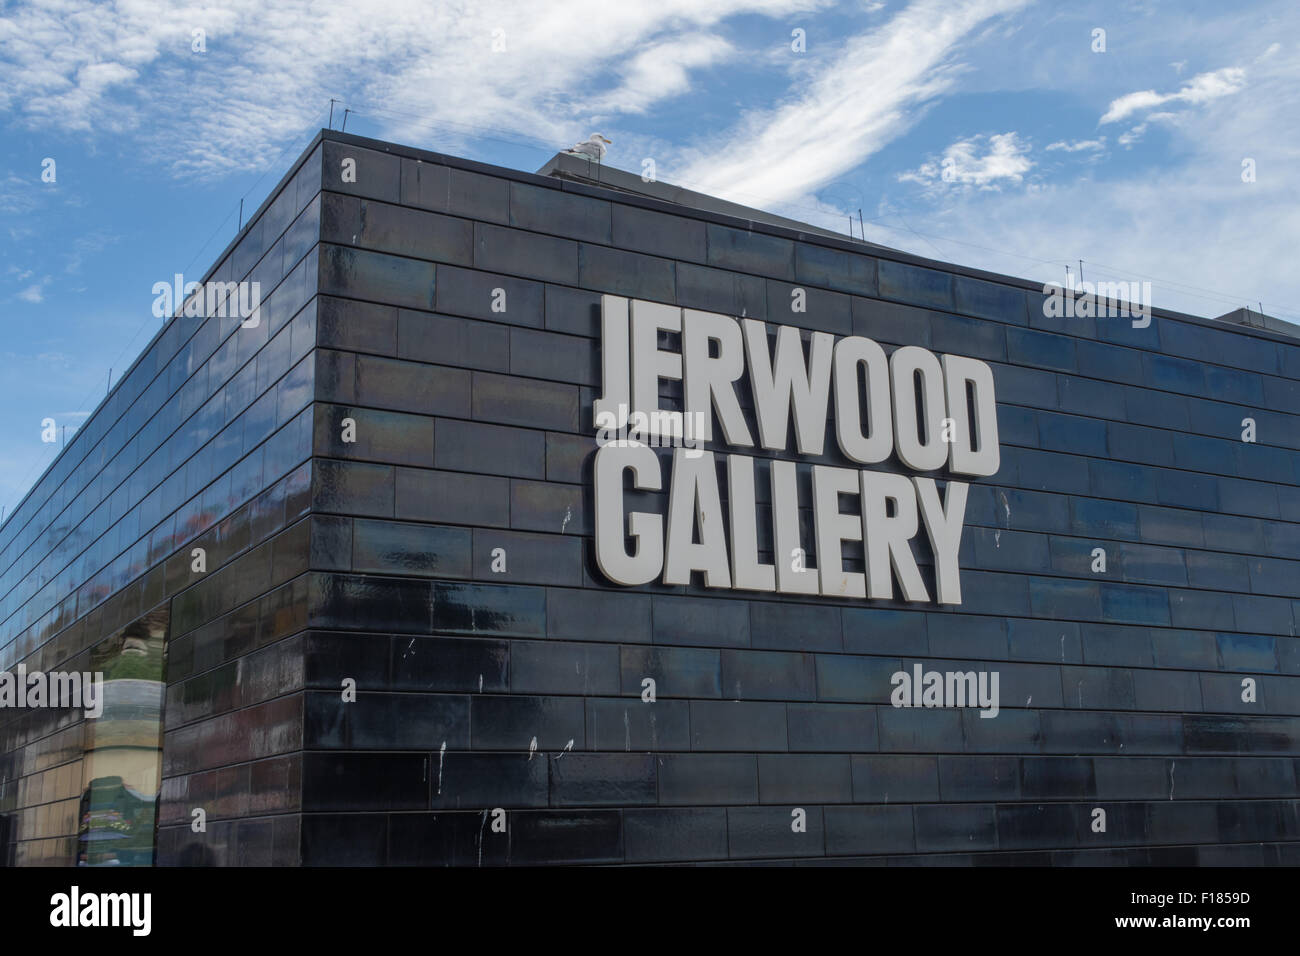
(1, 0), (1298, 517)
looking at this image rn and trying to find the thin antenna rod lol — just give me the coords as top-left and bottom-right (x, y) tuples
(238, 198), (244, 231)
(1079, 259), (1084, 285)
(328, 98), (336, 129)
(107, 368), (112, 396)
(848, 215), (853, 238)
(858, 209), (865, 240)
(341, 108), (350, 132)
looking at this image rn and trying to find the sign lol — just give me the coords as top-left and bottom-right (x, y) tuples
(591, 295), (1000, 605)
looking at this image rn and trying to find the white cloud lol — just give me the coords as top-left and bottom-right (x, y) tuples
(0, 172), (38, 215)
(897, 131), (1033, 190)
(1045, 137), (1105, 152)
(857, 41), (1300, 325)
(17, 284), (44, 303)
(64, 231), (121, 274)
(672, 0), (1031, 206)
(0, 0), (828, 179)
(1117, 123), (1147, 147)
(1100, 66), (1246, 124)
(589, 35), (736, 115)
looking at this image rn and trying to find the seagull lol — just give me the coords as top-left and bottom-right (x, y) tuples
(566, 132), (612, 162)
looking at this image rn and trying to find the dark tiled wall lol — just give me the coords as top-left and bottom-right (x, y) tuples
(293, 134), (1300, 865)
(0, 137), (323, 865)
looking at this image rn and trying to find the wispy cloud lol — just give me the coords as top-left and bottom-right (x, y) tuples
(0, 172), (38, 215)
(897, 131), (1033, 190)
(1100, 66), (1246, 124)
(0, 0), (826, 179)
(862, 40), (1300, 322)
(1045, 138), (1105, 152)
(674, 0), (1031, 206)
(588, 35), (736, 115)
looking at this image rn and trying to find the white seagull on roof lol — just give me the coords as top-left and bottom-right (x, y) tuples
(567, 132), (612, 161)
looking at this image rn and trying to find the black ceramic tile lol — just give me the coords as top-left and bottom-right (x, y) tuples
(472, 528), (583, 586)
(398, 309), (509, 370)
(549, 587), (651, 644)
(301, 753), (428, 811)
(475, 222), (578, 285)
(304, 689), (468, 749)
(352, 518), (472, 578)
(431, 581), (546, 637)
(509, 810), (623, 865)
(939, 756), (1021, 801)
(435, 263), (543, 328)
(300, 813), (389, 866)
(721, 648), (816, 701)
(787, 702), (878, 752)
(395, 466), (510, 527)
(758, 754), (852, 804)
(510, 639), (619, 695)
(913, 803), (996, 852)
(623, 808), (728, 862)
(428, 751), (548, 809)
(357, 199), (474, 266)
(388, 811), (510, 866)
(851, 755), (940, 803)
(676, 261), (767, 319)
(619, 644), (720, 698)
(727, 805), (824, 859)
(469, 695), (585, 750)
(318, 243), (436, 310)
(750, 601), (841, 652)
(657, 753), (757, 805)
(549, 753), (656, 806)
(690, 700), (787, 752)
(390, 634), (509, 693)
(584, 697), (691, 751)
(434, 418), (546, 479)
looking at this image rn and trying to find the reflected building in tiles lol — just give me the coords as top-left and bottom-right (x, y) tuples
(1, 131), (1298, 866)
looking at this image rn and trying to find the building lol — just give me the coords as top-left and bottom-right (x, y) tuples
(1, 129), (1298, 866)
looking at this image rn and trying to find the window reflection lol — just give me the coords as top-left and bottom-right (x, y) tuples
(76, 607), (168, 867)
